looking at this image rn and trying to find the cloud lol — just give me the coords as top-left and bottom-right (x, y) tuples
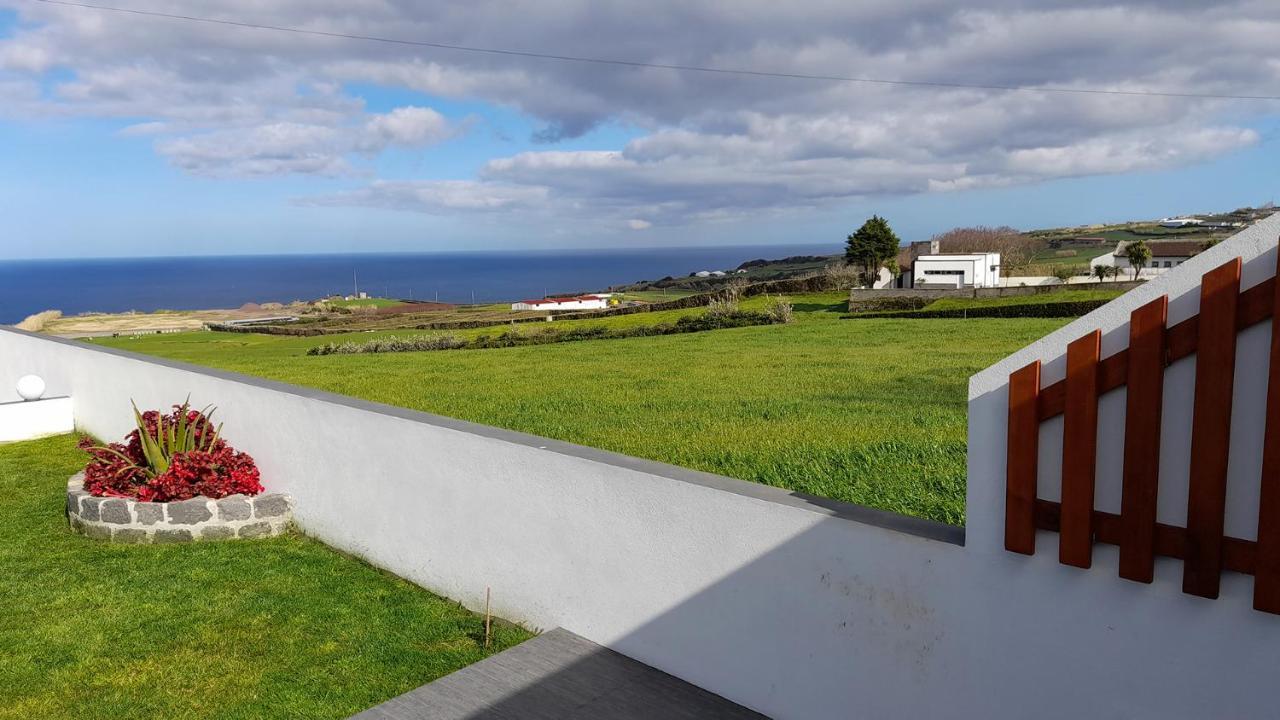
(1, 0), (1277, 221)
(627, 219), (652, 230)
(154, 106), (456, 177)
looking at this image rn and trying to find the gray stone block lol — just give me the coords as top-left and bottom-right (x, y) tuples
(167, 499), (212, 525)
(113, 528), (147, 544)
(79, 496), (102, 522)
(66, 490), (87, 517)
(83, 523), (111, 540)
(238, 522), (272, 539)
(253, 494), (289, 518)
(154, 529), (193, 544)
(201, 526), (234, 541)
(216, 496), (252, 521)
(100, 499), (131, 524)
(135, 503), (164, 526)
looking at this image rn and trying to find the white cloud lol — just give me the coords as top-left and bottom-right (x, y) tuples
(627, 219), (652, 230)
(154, 106), (457, 177)
(1, 0), (1276, 221)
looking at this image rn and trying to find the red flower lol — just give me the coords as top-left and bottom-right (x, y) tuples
(80, 405), (262, 502)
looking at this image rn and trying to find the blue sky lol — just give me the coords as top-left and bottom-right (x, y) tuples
(0, 2), (1277, 259)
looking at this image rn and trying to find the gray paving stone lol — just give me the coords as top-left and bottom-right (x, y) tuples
(135, 503), (164, 526)
(154, 529), (193, 544)
(167, 499), (212, 525)
(348, 629), (768, 720)
(113, 528), (147, 543)
(82, 523), (111, 540)
(216, 496), (252, 521)
(100, 499), (131, 524)
(238, 521), (272, 539)
(79, 496), (102, 522)
(201, 526), (234, 540)
(253, 494), (289, 518)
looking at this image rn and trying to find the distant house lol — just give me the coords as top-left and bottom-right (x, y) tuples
(892, 239), (940, 288)
(912, 253), (1001, 289)
(511, 294), (612, 312)
(1091, 240), (1207, 278)
(1158, 216), (1203, 228)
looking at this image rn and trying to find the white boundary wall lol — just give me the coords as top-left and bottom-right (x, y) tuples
(2, 216), (1279, 720)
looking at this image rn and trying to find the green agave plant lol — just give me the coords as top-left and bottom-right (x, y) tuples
(92, 396), (223, 478)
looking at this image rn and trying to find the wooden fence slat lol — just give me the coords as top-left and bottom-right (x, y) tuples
(1006, 361), (1041, 554)
(1119, 296), (1169, 583)
(1256, 247), (1280, 614)
(1183, 258), (1242, 599)
(1034, 277), (1276, 422)
(1060, 330), (1101, 568)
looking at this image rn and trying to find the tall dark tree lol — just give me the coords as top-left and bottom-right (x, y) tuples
(845, 216), (901, 285)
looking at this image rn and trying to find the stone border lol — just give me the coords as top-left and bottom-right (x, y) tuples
(65, 473), (292, 543)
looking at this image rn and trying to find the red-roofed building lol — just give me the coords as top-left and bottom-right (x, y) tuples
(511, 294), (612, 311)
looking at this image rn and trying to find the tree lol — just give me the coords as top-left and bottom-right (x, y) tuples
(1092, 264), (1114, 283)
(845, 216), (901, 286)
(930, 225), (1041, 271)
(1125, 240), (1152, 280)
(1052, 266), (1076, 284)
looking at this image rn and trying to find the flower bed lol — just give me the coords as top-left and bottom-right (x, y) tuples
(80, 401), (262, 501)
(66, 473), (291, 543)
(71, 399), (286, 542)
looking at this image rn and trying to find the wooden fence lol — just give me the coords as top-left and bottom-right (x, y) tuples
(1005, 245), (1280, 613)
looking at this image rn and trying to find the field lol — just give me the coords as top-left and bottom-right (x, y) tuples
(0, 434), (531, 719)
(323, 296), (409, 309)
(91, 292), (1069, 525)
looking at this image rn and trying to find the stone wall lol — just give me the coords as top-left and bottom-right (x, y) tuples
(65, 473), (292, 543)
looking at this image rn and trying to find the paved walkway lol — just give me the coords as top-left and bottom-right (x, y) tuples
(350, 628), (769, 720)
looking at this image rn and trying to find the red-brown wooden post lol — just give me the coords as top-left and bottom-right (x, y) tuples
(1061, 330), (1101, 568)
(1256, 246), (1280, 613)
(1183, 258), (1242, 599)
(1006, 361), (1041, 554)
(1119, 296), (1169, 583)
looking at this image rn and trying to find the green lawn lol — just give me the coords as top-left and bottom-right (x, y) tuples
(0, 434), (531, 720)
(90, 293), (1068, 524)
(324, 297), (407, 309)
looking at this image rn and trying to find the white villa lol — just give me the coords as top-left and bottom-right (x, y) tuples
(911, 253), (1002, 289)
(1091, 240), (1207, 278)
(1159, 216), (1204, 228)
(511, 294), (612, 311)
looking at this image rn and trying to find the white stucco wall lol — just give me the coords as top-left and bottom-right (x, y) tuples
(4, 217), (1280, 719)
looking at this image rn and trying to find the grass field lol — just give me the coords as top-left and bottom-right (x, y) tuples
(0, 434), (531, 720)
(90, 292), (1068, 524)
(324, 296), (408, 309)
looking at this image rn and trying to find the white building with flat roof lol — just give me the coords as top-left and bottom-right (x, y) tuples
(511, 294), (612, 312)
(912, 253), (1001, 288)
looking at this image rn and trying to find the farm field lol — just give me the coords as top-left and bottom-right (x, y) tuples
(91, 293), (1070, 525)
(0, 434), (531, 719)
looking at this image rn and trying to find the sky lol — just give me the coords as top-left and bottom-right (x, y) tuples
(0, 1), (1277, 259)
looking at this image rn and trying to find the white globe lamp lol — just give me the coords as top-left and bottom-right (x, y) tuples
(16, 375), (46, 402)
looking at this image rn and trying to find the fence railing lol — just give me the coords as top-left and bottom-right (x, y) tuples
(1005, 245), (1280, 614)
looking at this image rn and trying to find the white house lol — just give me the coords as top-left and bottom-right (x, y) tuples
(1091, 240), (1207, 279)
(1158, 216), (1203, 228)
(511, 294), (612, 312)
(911, 253), (1001, 288)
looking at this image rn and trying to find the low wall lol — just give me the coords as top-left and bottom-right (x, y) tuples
(2, 267), (1278, 720)
(849, 280), (1143, 310)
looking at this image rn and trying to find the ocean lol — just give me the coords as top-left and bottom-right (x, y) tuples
(0, 245), (839, 323)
